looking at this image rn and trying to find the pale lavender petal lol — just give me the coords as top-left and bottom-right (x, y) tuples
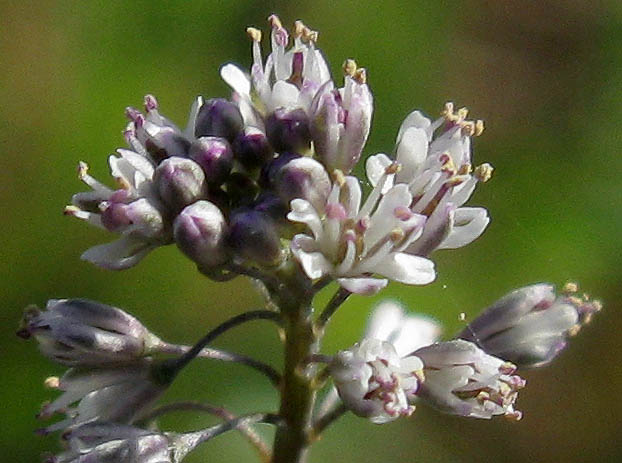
(439, 207), (489, 249)
(338, 277), (388, 295)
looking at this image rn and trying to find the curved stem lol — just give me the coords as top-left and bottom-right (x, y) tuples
(312, 403), (348, 438)
(311, 275), (332, 293)
(164, 310), (282, 378)
(174, 413), (282, 462)
(316, 287), (351, 328)
(142, 402), (273, 463)
(156, 342), (281, 387)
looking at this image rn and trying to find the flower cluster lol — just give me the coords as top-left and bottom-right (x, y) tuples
(22, 13), (603, 463)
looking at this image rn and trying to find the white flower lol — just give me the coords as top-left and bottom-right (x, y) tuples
(66, 153), (171, 270)
(38, 361), (166, 435)
(329, 338), (424, 424)
(414, 340), (525, 420)
(366, 103), (491, 256)
(52, 422), (171, 463)
(365, 300), (442, 356)
(220, 16), (373, 173)
(288, 166), (436, 295)
(458, 282), (602, 368)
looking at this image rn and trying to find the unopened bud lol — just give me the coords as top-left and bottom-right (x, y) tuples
(232, 131), (274, 169)
(174, 200), (229, 269)
(266, 108), (312, 153)
(189, 137), (233, 186)
(194, 98), (244, 142)
(227, 209), (283, 265)
(154, 157), (207, 212)
(273, 157), (331, 212)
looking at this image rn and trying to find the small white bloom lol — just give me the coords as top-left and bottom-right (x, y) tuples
(366, 103), (491, 256)
(329, 338), (424, 424)
(458, 283), (602, 368)
(38, 361), (167, 435)
(414, 340), (525, 420)
(52, 422), (171, 463)
(288, 166), (435, 295)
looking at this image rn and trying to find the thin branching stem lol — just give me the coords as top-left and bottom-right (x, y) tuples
(312, 403), (348, 437)
(155, 342), (281, 387)
(316, 287), (351, 328)
(141, 402), (273, 463)
(164, 310), (282, 378)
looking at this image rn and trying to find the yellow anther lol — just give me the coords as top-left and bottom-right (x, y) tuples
(593, 300), (603, 311)
(303, 27), (318, 43)
(385, 162), (402, 175)
(293, 20), (305, 38)
(331, 169), (346, 187)
(268, 14), (283, 29)
(440, 155), (456, 173)
(458, 163), (473, 175)
(505, 411), (523, 421)
(414, 370), (425, 383)
(568, 295), (583, 307)
(474, 120), (485, 136)
(441, 102), (454, 117)
(246, 27), (262, 42)
(343, 59), (357, 76)
(77, 161), (89, 179)
(563, 282), (579, 294)
(567, 324), (581, 337)
(474, 163), (494, 182)
(44, 376), (60, 389)
(63, 205), (79, 216)
(457, 107), (469, 120)
(354, 68), (367, 84)
(390, 228), (405, 243)
(583, 313), (594, 324)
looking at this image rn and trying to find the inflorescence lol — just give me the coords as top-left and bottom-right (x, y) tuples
(20, 15), (600, 463)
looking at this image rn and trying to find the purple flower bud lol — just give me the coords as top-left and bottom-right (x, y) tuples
(100, 198), (165, 240)
(194, 98), (244, 142)
(253, 192), (288, 223)
(457, 283), (601, 368)
(173, 201), (229, 269)
(154, 157), (207, 212)
(232, 130), (274, 169)
(273, 157), (331, 212)
(18, 299), (159, 366)
(258, 152), (300, 189)
(227, 209), (283, 265)
(266, 108), (312, 153)
(189, 136), (233, 186)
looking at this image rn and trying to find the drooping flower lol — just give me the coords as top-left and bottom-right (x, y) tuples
(366, 103), (491, 256)
(288, 166), (435, 295)
(38, 361), (168, 435)
(49, 422), (172, 463)
(329, 338), (424, 424)
(414, 339), (525, 420)
(18, 299), (162, 367)
(220, 16), (373, 173)
(457, 282), (602, 368)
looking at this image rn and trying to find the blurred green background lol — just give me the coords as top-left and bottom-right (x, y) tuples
(2, 0), (621, 461)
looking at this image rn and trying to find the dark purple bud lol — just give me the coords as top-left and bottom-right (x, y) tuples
(266, 108), (312, 153)
(189, 137), (233, 186)
(225, 172), (259, 208)
(259, 152), (301, 189)
(154, 157), (207, 212)
(273, 157), (331, 212)
(254, 192), (288, 223)
(228, 209), (283, 265)
(194, 98), (244, 142)
(232, 131), (274, 169)
(174, 201), (229, 269)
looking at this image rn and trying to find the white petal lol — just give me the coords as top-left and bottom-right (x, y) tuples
(439, 207), (489, 249)
(374, 252), (436, 285)
(338, 277), (388, 295)
(287, 199), (323, 239)
(397, 110), (432, 142)
(270, 80), (300, 110)
(395, 127), (428, 184)
(291, 235), (332, 279)
(81, 237), (154, 270)
(392, 316), (442, 357)
(365, 153), (392, 188)
(220, 64), (251, 96)
(365, 301), (405, 342)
